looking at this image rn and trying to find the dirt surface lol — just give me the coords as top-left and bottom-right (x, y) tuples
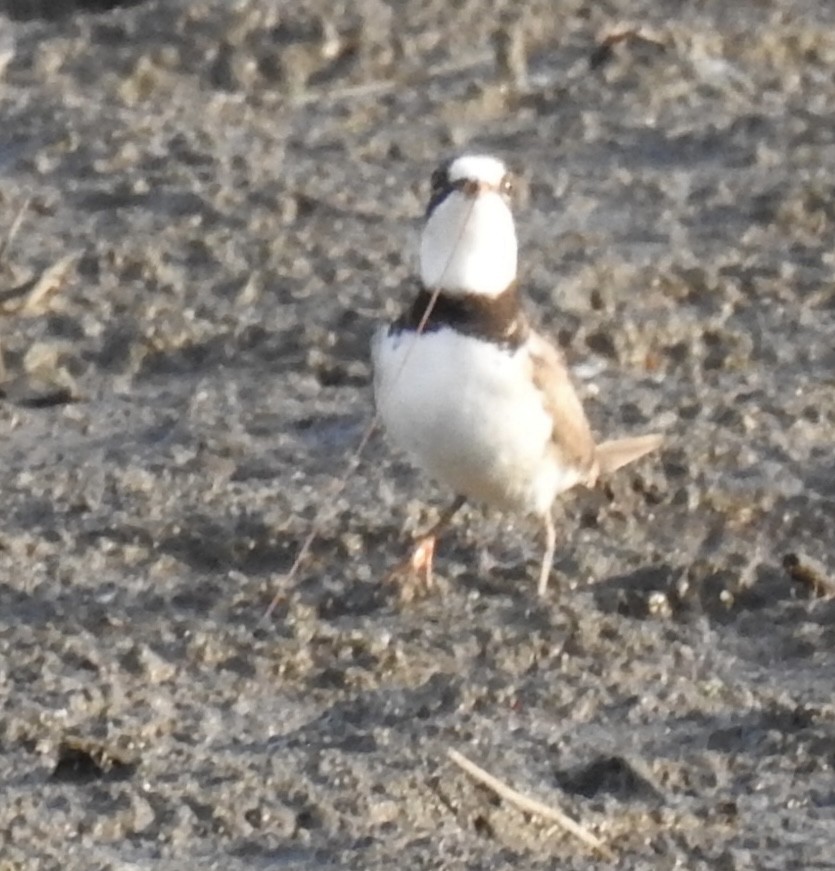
(0, 0), (833, 868)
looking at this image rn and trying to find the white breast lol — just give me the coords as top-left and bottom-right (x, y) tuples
(372, 327), (580, 516)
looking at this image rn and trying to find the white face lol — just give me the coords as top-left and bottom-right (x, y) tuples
(419, 154), (517, 297)
(447, 154), (509, 188)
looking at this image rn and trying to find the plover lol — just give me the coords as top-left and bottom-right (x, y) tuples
(372, 154), (662, 596)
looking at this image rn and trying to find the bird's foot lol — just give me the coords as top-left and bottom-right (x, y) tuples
(385, 534), (437, 601)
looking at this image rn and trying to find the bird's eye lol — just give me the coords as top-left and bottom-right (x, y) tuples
(500, 173), (515, 196)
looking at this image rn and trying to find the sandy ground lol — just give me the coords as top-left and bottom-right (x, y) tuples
(0, 0), (834, 868)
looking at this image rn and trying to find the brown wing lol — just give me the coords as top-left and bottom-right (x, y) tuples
(526, 330), (598, 483)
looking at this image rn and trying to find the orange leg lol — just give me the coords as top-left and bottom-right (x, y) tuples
(387, 496), (465, 598)
(406, 533), (438, 588)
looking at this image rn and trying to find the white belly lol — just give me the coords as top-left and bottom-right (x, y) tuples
(372, 327), (579, 515)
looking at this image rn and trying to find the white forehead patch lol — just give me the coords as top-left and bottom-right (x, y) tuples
(447, 154), (507, 187)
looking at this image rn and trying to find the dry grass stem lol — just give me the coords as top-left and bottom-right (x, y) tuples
(261, 202), (472, 623)
(293, 52), (492, 106)
(447, 748), (615, 859)
(0, 196), (32, 268)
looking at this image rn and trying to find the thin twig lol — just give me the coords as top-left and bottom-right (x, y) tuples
(260, 286), (445, 623)
(260, 414), (380, 623)
(0, 195), (32, 268)
(291, 51), (492, 107)
(447, 748), (615, 859)
(260, 196), (476, 624)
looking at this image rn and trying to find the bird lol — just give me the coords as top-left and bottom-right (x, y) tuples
(371, 153), (662, 597)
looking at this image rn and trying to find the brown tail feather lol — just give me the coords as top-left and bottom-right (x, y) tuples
(595, 433), (663, 476)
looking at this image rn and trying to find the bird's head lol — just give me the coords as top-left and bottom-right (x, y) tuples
(420, 154), (518, 297)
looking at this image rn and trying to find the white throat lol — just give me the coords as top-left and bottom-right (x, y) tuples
(419, 190), (517, 297)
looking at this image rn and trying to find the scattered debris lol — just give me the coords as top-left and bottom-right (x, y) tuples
(783, 553), (835, 599)
(590, 24), (668, 70)
(52, 737), (139, 784)
(492, 23), (528, 91)
(555, 754), (667, 802)
(0, 379), (77, 408)
(24, 254), (77, 315)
